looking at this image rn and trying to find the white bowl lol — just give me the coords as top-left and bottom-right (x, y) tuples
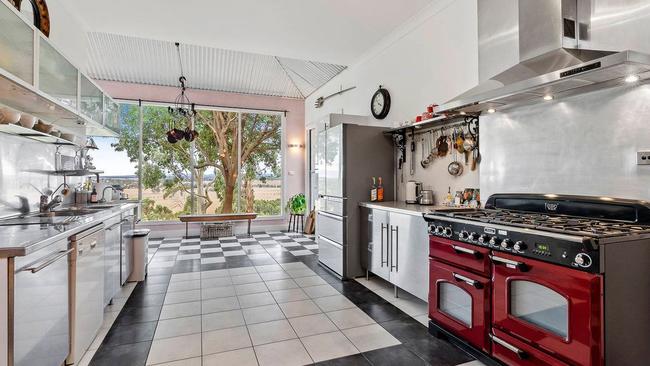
(0, 107), (21, 124)
(18, 114), (37, 129)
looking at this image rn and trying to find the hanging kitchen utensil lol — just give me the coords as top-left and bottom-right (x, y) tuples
(429, 130), (438, 159)
(437, 130), (449, 157)
(421, 136), (430, 168)
(455, 128), (465, 154)
(410, 135), (416, 175)
(448, 143), (464, 176)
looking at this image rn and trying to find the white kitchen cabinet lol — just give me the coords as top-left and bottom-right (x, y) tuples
(364, 207), (429, 301)
(389, 211), (429, 301)
(80, 74), (104, 123)
(0, 2), (34, 83)
(104, 216), (122, 306)
(38, 38), (78, 109)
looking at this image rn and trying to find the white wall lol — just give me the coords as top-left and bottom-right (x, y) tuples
(304, 0), (481, 204)
(41, 0), (90, 70)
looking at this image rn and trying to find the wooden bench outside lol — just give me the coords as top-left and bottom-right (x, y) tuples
(179, 213), (258, 237)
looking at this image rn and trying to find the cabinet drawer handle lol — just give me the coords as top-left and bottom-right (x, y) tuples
(451, 245), (483, 259)
(452, 272), (483, 289)
(380, 223), (386, 267)
(20, 248), (74, 273)
(490, 255), (529, 272)
(490, 334), (529, 360)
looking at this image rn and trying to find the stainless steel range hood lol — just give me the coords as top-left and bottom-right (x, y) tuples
(438, 0), (650, 115)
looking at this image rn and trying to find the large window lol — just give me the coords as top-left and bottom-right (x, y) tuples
(91, 103), (284, 221)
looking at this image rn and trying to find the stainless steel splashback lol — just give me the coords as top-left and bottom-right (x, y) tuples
(480, 83), (650, 201)
(0, 133), (81, 218)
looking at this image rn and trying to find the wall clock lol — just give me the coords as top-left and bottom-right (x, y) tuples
(9, 0), (50, 37)
(371, 86), (391, 119)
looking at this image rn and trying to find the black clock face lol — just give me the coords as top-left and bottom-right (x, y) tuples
(371, 87), (391, 119)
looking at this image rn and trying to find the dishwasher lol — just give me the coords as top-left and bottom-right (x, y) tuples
(11, 239), (72, 366)
(120, 211), (136, 284)
(67, 224), (105, 365)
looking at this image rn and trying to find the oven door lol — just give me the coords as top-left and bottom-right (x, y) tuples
(429, 259), (490, 353)
(491, 252), (602, 366)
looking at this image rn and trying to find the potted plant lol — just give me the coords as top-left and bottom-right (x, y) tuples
(287, 193), (307, 215)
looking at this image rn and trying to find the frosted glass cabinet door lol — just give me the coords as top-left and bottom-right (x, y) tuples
(80, 75), (103, 122)
(39, 38), (78, 109)
(316, 129), (327, 196)
(0, 3), (34, 83)
(325, 124), (343, 197)
(104, 96), (119, 130)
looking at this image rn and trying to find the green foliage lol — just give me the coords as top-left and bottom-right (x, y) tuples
(141, 198), (177, 221)
(254, 199), (281, 216)
(287, 193), (306, 214)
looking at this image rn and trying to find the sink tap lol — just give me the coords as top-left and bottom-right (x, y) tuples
(99, 186), (114, 203)
(40, 195), (62, 213)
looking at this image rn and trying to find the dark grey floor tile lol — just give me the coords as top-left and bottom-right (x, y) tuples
(90, 340), (151, 366)
(102, 321), (157, 348)
(363, 345), (427, 366)
(357, 301), (411, 323)
(114, 305), (162, 325)
(125, 292), (165, 307)
(314, 353), (372, 366)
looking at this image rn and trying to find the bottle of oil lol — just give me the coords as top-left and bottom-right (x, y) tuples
(370, 177), (378, 201)
(377, 177), (384, 202)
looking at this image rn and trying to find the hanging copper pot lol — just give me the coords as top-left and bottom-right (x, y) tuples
(166, 130), (178, 143)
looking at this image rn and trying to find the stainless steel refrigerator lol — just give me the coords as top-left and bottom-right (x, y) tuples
(315, 116), (394, 279)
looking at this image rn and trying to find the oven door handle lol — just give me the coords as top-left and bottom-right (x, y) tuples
(490, 255), (529, 272)
(451, 245), (483, 259)
(452, 272), (483, 289)
(490, 334), (529, 360)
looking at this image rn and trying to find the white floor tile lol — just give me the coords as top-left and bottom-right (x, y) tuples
(289, 250), (314, 256)
(154, 316), (202, 340)
(278, 299), (322, 318)
(154, 356), (202, 366)
(202, 296), (240, 314)
(146, 333), (202, 365)
(289, 313), (338, 337)
(255, 264), (283, 273)
(224, 250), (247, 256)
(201, 285), (236, 300)
(200, 269), (229, 279)
(342, 324), (401, 352)
(271, 288), (309, 303)
(203, 348), (258, 366)
(313, 295), (355, 312)
(201, 257), (226, 264)
(164, 289), (201, 305)
(235, 282), (269, 295)
(286, 269), (317, 278)
(302, 284), (339, 299)
(326, 308), (375, 330)
(254, 339), (312, 366)
(264, 279), (299, 291)
(247, 319), (297, 345)
(176, 254), (200, 260)
(300, 331), (359, 362)
(200, 247), (223, 253)
(167, 279), (201, 293)
(243, 304), (286, 324)
(293, 276), (327, 287)
(231, 273), (264, 285)
(171, 272), (201, 282)
(238, 292), (276, 309)
(201, 276), (233, 289)
(228, 267), (257, 275)
(259, 271), (291, 281)
(202, 326), (252, 355)
(160, 301), (202, 320)
(202, 309), (245, 331)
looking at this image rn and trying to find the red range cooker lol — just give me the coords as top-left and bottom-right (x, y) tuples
(423, 194), (650, 366)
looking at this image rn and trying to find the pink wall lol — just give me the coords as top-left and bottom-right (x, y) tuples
(97, 80), (307, 210)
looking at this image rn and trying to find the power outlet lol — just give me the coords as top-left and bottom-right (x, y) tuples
(637, 150), (650, 165)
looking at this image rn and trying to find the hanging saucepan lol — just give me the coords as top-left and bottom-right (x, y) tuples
(166, 129), (178, 143)
(448, 160), (463, 176)
(184, 126), (199, 142)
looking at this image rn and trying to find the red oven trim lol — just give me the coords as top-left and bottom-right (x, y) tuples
(429, 236), (491, 276)
(491, 252), (603, 366)
(429, 259), (491, 353)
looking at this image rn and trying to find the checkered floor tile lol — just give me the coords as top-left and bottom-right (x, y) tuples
(148, 231), (318, 272)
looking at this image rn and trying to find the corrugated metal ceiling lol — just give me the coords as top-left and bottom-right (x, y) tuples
(86, 32), (347, 99)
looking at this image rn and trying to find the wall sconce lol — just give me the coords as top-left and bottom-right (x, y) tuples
(287, 143), (304, 148)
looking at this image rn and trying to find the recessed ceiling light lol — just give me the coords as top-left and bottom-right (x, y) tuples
(487, 108), (496, 114)
(543, 95), (554, 101)
(625, 75), (640, 83)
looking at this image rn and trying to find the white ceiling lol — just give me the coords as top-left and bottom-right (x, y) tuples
(86, 33), (347, 98)
(68, 0), (434, 65)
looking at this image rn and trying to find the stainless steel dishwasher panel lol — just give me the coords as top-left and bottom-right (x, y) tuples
(12, 239), (71, 366)
(104, 215), (122, 306)
(68, 224), (105, 365)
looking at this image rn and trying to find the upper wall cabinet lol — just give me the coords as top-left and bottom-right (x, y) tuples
(0, 0), (119, 142)
(0, 2), (33, 83)
(39, 38), (78, 109)
(81, 74), (104, 123)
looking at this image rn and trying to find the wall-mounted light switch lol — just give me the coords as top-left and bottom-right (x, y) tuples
(637, 150), (650, 165)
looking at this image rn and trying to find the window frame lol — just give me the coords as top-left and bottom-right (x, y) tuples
(111, 99), (286, 223)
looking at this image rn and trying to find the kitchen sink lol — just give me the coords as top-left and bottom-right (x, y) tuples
(31, 209), (98, 217)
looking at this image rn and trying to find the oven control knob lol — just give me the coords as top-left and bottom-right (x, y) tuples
(458, 231), (469, 240)
(478, 235), (489, 245)
(489, 237), (501, 246)
(500, 238), (513, 249)
(574, 253), (592, 267)
(468, 232), (479, 242)
(435, 226), (444, 235)
(513, 241), (527, 251)
(444, 227), (453, 238)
